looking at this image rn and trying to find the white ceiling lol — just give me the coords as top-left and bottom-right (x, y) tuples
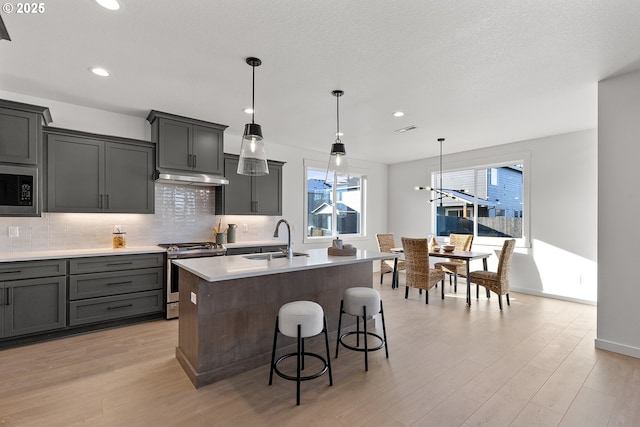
(2, 0), (640, 164)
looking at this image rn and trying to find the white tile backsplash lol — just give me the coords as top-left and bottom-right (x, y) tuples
(0, 184), (226, 254)
(0, 184), (285, 255)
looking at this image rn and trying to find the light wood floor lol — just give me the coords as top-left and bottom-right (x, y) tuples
(2, 274), (640, 427)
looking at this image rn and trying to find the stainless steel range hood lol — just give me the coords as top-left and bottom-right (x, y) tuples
(154, 169), (229, 186)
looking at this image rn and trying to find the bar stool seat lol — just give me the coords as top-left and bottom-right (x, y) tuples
(269, 301), (333, 405)
(336, 287), (389, 371)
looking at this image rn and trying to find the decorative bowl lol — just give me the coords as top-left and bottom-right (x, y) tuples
(442, 244), (456, 253)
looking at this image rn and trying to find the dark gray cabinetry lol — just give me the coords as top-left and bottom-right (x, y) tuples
(216, 154), (284, 215)
(0, 99), (52, 165)
(225, 245), (287, 256)
(68, 253), (164, 326)
(45, 128), (155, 213)
(147, 111), (227, 175)
(0, 259), (66, 338)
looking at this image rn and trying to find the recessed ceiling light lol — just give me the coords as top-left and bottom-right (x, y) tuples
(89, 67), (110, 77)
(243, 108), (254, 114)
(95, 0), (120, 10)
(393, 111), (405, 117)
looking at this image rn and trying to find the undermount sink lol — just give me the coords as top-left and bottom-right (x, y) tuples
(244, 251), (309, 260)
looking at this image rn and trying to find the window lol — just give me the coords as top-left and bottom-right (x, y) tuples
(434, 163), (525, 243)
(304, 160), (366, 240)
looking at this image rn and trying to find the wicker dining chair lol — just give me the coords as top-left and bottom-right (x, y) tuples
(468, 239), (516, 310)
(433, 234), (474, 293)
(376, 233), (405, 285)
(401, 237), (445, 304)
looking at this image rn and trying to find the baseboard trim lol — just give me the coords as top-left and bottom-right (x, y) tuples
(509, 286), (596, 306)
(595, 338), (640, 359)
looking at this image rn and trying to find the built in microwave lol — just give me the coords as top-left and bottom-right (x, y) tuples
(0, 164), (39, 216)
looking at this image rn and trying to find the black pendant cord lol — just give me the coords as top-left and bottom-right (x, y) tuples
(251, 64), (256, 125)
(335, 94), (341, 143)
(438, 138), (444, 208)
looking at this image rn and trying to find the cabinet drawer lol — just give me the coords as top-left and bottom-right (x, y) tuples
(0, 259), (67, 280)
(69, 253), (164, 274)
(69, 267), (163, 300)
(68, 290), (163, 326)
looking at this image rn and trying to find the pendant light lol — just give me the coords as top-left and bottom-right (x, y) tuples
(237, 57), (269, 176)
(325, 90), (349, 185)
(414, 137), (447, 204)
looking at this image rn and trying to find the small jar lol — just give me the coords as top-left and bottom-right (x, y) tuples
(113, 226), (126, 248)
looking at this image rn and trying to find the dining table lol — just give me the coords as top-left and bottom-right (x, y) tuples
(390, 247), (491, 306)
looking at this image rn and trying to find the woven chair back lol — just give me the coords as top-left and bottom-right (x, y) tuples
(449, 234), (473, 251)
(497, 239), (516, 289)
(376, 233), (396, 253)
(400, 237), (430, 287)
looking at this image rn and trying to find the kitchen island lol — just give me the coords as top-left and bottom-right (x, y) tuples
(172, 248), (394, 388)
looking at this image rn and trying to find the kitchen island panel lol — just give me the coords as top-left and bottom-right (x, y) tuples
(176, 261), (371, 388)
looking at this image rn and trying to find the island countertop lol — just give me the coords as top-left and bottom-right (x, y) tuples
(173, 248), (396, 282)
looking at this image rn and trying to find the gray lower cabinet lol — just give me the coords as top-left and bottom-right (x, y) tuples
(0, 259), (67, 338)
(216, 154), (284, 215)
(45, 128), (155, 213)
(68, 253), (164, 326)
(225, 245), (287, 256)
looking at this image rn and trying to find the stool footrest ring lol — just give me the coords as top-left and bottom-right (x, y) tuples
(338, 331), (385, 353)
(273, 352), (329, 382)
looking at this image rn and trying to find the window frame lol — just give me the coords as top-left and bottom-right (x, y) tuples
(303, 159), (368, 244)
(431, 153), (531, 248)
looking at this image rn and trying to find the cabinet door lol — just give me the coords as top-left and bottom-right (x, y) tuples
(191, 125), (223, 174)
(105, 142), (154, 213)
(47, 134), (104, 212)
(157, 118), (191, 170)
(3, 277), (66, 338)
(0, 107), (38, 165)
(222, 156), (254, 214)
(253, 162), (282, 215)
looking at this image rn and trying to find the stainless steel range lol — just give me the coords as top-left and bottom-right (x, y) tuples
(158, 242), (227, 319)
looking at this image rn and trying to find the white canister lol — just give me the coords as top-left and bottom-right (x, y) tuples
(333, 237), (343, 249)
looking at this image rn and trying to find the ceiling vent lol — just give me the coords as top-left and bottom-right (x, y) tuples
(394, 125), (417, 133)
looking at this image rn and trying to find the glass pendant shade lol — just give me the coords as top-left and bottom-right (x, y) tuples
(325, 89), (349, 186)
(237, 124), (269, 176)
(238, 57), (269, 176)
(326, 141), (349, 185)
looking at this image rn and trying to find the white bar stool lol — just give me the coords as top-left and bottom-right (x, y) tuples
(335, 287), (389, 371)
(268, 300), (333, 405)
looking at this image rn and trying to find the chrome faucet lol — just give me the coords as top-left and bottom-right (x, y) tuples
(273, 219), (293, 259)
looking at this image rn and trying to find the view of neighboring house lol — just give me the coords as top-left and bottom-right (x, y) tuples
(435, 165), (523, 238)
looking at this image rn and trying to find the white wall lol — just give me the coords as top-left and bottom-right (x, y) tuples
(389, 129), (598, 304)
(0, 91), (388, 258)
(596, 69), (640, 358)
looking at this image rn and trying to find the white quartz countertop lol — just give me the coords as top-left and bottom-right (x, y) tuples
(224, 240), (288, 249)
(173, 248), (397, 282)
(0, 246), (166, 262)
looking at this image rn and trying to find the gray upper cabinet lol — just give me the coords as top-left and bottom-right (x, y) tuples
(45, 128), (155, 213)
(147, 111), (227, 175)
(0, 99), (52, 165)
(216, 154), (284, 215)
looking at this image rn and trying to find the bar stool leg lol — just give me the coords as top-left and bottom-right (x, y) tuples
(296, 324), (301, 406)
(363, 305), (369, 371)
(356, 316), (360, 347)
(268, 315), (279, 385)
(323, 317), (333, 385)
(335, 300), (343, 358)
(380, 301), (389, 358)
